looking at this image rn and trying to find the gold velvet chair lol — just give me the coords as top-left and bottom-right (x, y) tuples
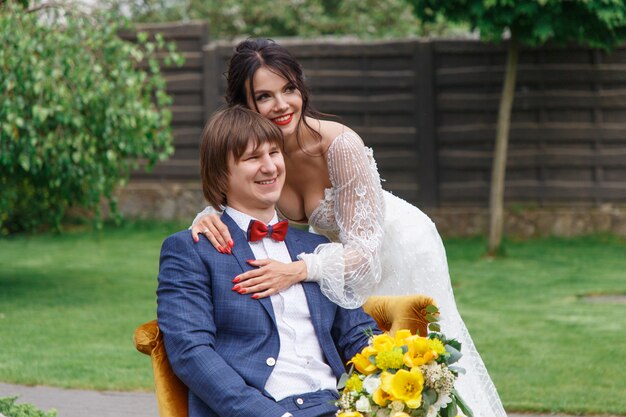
(134, 294), (435, 417)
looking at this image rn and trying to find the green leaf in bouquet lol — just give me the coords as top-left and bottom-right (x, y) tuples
(446, 339), (462, 352)
(428, 323), (441, 332)
(448, 365), (466, 375)
(363, 327), (376, 338)
(425, 304), (439, 314)
(337, 372), (350, 390)
(426, 314), (438, 323)
(422, 388), (437, 408)
(443, 400), (458, 417)
(452, 389), (474, 417)
(445, 344), (463, 364)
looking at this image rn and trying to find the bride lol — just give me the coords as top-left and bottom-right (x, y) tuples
(190, 38), (507, 417)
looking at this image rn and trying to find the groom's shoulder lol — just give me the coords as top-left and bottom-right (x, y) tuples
(164, 229), (193, 244)
(161, 229), (201, 253)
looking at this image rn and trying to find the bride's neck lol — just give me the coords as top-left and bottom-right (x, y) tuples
(284, 117), (322, 155)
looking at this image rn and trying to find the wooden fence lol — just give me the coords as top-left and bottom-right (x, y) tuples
(126, 22), (626, 208)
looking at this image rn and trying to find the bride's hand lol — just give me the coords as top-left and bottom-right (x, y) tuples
(191, 214), (233, 254)
(232, 259), (307, 298)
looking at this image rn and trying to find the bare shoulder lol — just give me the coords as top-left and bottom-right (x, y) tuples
(318, 120), (362, 148)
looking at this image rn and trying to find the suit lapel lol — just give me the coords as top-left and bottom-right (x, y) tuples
(221, 213), (276, 324)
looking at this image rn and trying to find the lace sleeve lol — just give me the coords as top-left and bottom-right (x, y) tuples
(298, 132), (385, 308)
(189, 205), (222, 229)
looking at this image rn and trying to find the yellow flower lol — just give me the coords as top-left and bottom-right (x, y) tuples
(349, 348), (377, 375)
(403, 336), (438, 367)
(361, 346), (378, 357)
(391, 413), (411, 417)
(381, 368), (424, 409)
(337, 412), (363, 417)
(345, 374), (363, 392)
(373, 386), (393, 407)
(394, 329), (413, 347)
(372, 333), (395, 352)
(375, 348), (405, 370)
(427, 338), (446, 356)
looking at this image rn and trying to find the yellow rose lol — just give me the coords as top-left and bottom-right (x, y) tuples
(382, 368), (424, 409)
(349, 352), (377, 375)
(403, 337), (437, 367)
(361, 346), (378, 357)
(373, 386), (393, 407)
(372, 333), (395, 352)
(394, 329), (413, 347)
(337, 412), (363, 417)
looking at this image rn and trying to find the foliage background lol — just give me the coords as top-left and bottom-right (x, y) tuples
(0, 2), (179, 234)
(103, 0), (467, 39)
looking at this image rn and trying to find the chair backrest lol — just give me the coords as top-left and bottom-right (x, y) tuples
(134, 320), (188, 417)
(134, 294), (435, 417)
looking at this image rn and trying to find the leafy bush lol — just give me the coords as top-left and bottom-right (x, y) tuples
(104, 0), (459, 39)
(0, 397), (56, 417)
(0, 2), (180, 234)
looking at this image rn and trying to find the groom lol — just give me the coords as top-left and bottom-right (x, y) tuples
(157, 106), (379, 417)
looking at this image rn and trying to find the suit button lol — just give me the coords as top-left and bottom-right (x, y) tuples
(296, 398), (304, 405)
(266, 357), (276, 366)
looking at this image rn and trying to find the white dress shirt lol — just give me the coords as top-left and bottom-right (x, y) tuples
(225, 207), (337, 402)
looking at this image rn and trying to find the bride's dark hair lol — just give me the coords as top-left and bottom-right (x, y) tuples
(225, 38), (325, 151)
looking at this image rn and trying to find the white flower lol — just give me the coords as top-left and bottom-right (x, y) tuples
(375, 409), (391, 417)
(432, 392), (452, 409)
(425, 392), (453, 417)
(390, 400), (405, 413)
(355, 396), (372, 413)
(362, 374), (381, 394)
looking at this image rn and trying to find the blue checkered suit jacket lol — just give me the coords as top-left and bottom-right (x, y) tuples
(157, 212), (378, 417)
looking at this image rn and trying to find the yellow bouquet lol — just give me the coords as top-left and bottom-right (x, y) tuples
(336, 320), (472, 417)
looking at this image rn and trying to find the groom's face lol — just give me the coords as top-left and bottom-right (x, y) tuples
(225, 140), (285, 213)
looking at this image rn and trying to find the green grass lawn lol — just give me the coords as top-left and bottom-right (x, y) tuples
(445, 235), (626, 414)
(0, 224), (625, 414)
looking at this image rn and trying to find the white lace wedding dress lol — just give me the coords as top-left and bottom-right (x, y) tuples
(193, 131), (508, 417)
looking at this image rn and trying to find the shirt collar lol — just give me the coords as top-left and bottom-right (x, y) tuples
(225, 206), (279, 233)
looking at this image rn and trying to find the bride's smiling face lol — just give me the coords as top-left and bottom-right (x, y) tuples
(246, 66), (303, 140)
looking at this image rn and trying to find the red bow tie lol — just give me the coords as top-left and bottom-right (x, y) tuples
(247, 219), (289, 242)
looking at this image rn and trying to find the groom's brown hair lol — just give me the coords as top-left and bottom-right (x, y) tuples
(200, 105), (284, 210)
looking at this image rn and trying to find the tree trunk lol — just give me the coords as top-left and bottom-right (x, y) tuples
(487, 38), (519, 256)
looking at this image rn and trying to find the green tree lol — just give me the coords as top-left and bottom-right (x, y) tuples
(104, 0), (434, 39)
(0, 2), (181, 234)
(409, 0), (626, 255)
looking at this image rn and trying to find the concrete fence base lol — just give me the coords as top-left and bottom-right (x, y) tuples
(112, 182), (626, 238)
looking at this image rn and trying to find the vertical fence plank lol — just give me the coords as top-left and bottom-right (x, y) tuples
(124, 27), (626, 205)
(203, 43), (221, 120)
(416, 40), (439, 207)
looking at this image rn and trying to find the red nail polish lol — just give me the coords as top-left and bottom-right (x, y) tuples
(217, 247), (224, 254)
(251, 294), (259, 299)
(232, 284), (240, 291)
(226, 247), (232, 255)
(246, 259), (254, 263)
(238, 289), (246, 294)
(228, 240), (234, 248)
(232, 277), (240, 283)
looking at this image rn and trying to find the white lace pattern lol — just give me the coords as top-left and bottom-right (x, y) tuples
(298, 131), (385, 309)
